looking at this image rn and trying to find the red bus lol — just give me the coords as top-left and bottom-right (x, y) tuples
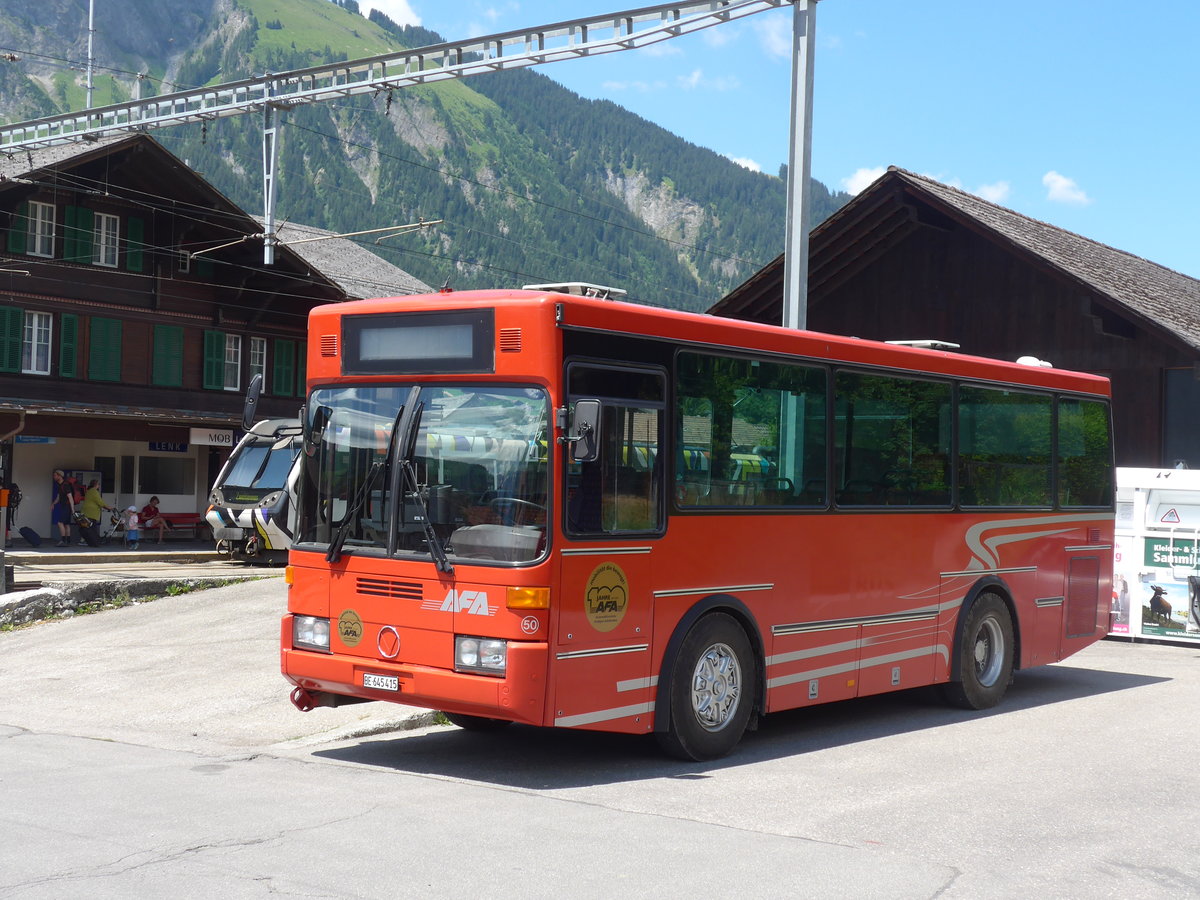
(281, 284), (1114, 760)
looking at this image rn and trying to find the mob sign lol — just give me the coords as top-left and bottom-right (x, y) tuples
(189, 428), (235, 447)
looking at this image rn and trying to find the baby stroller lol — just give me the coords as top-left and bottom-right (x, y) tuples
(100, 510), (125, 545)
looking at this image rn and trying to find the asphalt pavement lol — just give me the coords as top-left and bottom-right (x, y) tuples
(2, 577), (1200, 898)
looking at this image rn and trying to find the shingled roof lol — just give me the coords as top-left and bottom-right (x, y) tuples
(712, 166), (1200, 352)
(883, 167), (1200, 351)
(2, 134), (429, 300)
(260, 219), (430, 299)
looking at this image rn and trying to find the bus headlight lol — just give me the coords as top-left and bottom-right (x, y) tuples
(259, 490), (283, 508)
(293, 615), (331, 652)
(455, 636), (507, 676)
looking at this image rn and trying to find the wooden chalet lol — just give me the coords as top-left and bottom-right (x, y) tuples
(710, 166), (1200, 468)
(0, 134), (428, 539)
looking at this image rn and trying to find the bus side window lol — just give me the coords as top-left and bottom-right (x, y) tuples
(564, 359), (665, 537)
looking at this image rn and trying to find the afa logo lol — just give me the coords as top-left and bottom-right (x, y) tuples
(440, 588), (495, 616)
(337, 609), (363, 647)
(584, 562), (629, 632)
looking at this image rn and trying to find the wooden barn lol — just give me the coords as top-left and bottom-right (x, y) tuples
(0, 134), (428, 539)
(710, 166), (1200, 468)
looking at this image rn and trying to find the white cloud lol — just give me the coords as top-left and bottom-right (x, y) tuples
(974, 181), (1010, 203)
(842, 166), (887, 194)
(642, 42), (684, 57)
(601, 79), (667, 93)
(728, 156), (762, 173)
(1043, 171), (1092, 205)
(702, 26), (737, 49)
(755, 17), (792, 59)
(361, 0), (420, 26)
(673, 69), (739, 92)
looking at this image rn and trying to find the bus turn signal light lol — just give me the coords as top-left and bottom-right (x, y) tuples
(507, 586), (550, 609)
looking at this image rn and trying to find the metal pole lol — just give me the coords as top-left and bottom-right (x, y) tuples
(782, 0), (817, 330)
(86, 0), (95, 110)
(262, 88), (279, 266)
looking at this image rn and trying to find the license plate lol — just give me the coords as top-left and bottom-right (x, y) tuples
(363, 672), (399, 691)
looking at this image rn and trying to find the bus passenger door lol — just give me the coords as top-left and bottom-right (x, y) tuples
(555, 546), (655, 733)
(553, 366), (665, 734)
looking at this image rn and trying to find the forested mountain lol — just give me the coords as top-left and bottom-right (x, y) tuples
(0, 0), (850, 311)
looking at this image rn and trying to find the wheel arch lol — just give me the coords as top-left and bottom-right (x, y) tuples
(653, 594), (766, 735)
(947, 577), (1023, 681)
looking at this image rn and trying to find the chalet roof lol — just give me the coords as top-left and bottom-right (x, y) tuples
(260, 220), (430, 300)
(2, 134), (428, 301)
(0, 135), (131, 178)
(712, 166), (1200, 352)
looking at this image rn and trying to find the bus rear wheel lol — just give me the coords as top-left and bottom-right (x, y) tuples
(443, 712), (512, 732)
(657, 613), (754, 761)
(940, 592), (1014, 710)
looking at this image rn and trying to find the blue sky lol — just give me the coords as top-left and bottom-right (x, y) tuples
(366, 0), (1199, 280)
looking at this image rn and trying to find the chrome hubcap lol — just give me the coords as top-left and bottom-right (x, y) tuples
(972, 617), (1004, 687)
(690, 641), (742, 732)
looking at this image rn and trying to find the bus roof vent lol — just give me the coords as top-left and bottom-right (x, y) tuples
(885, 339), (961, 350)
(320, 334), (339, 357)
(522, 282), (627, 300)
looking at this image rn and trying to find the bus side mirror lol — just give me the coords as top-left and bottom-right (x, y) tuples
(305, 405), (332, 457)
(242, 373), (263, 432)
(570, 400), (601, 463)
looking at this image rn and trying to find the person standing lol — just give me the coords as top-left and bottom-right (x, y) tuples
(124, 505), (141, 550)
(50, 469), (73, 546)
(78, 479), (112, 547)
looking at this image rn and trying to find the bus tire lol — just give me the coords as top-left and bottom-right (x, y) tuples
(656, 613), (754, 761)
(940, 591), (1014, 710)
(443, 712), (512, 732)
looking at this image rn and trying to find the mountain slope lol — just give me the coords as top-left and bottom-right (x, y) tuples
(0, 0), (850, 310)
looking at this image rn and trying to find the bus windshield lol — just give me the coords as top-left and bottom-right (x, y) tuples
(297, 384), (550, 564)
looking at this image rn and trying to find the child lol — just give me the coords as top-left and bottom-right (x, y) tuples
(124, 505), (140, 549)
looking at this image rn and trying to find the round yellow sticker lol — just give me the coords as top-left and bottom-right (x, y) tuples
(585, 562), (629, 632)
(337, 609), (364, 647)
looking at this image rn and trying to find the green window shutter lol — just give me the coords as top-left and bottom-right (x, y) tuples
(203, 330), (225, 390)
(196, 257), (214, 279)
(272, 339), (295, 397)
(59, 313), (78, 378)
(64, 206), (94, 262)
(63, 206), (77, 260)
(126, 216), (145, 272)
(7, 202), (28, 255)
(87, 316), (122, 382)
(295, 343), (306, 397)
(152, 324), (184, 386)
(0, 305), (22, 373)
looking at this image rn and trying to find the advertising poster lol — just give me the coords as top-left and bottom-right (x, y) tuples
(1112, 469), (1200, 643)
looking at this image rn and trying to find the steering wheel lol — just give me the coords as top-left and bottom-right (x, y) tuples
(489, 497), (545, 526)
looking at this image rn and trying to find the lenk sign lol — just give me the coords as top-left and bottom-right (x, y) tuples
(1144, 537), (1200, 568)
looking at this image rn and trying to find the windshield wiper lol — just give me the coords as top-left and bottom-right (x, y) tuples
(387, 386), (453, 574)
(325, 459), (384, 564)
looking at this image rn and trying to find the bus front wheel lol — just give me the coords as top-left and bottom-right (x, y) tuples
(657, 613), (755, 761)
(940, 592), (1014, 710)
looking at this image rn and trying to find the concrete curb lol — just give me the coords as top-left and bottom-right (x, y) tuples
(0, 577), (246, 628)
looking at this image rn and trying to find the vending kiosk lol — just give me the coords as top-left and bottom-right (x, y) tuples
(1113, 468), (1200, 643)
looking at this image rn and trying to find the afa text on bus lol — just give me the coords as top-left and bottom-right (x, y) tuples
(280, 283), (1114, 761)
